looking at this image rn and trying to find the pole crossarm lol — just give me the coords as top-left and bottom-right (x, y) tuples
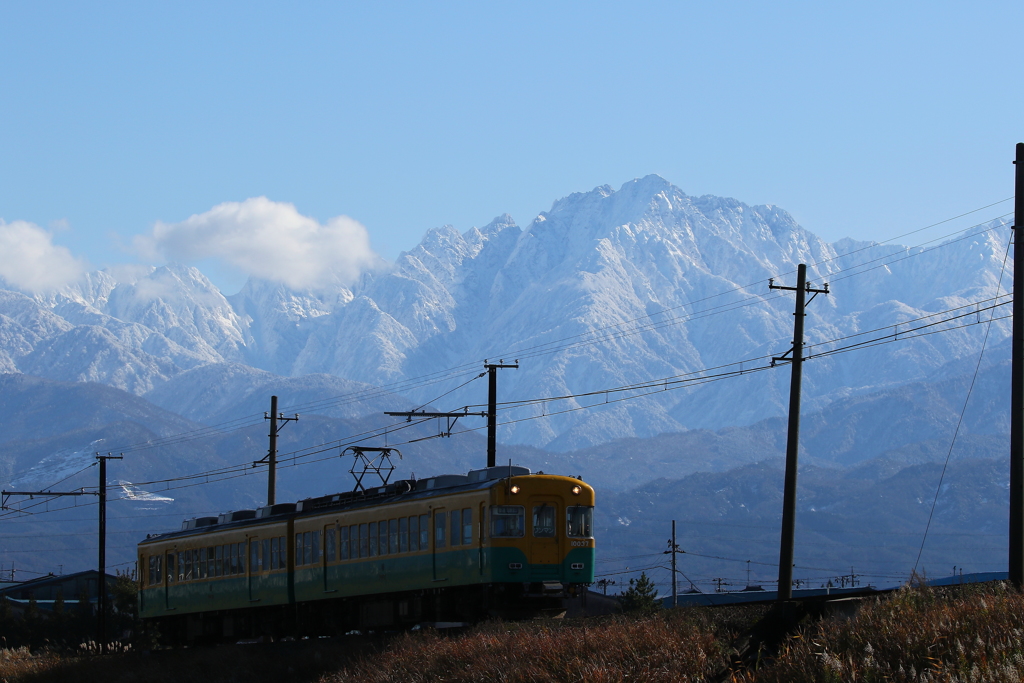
(1, 489), (96, 510)
(385, 410), (487, 437)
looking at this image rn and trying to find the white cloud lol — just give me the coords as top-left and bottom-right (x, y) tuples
(135, 198), (381, 290)
(0, 220), (88, 292)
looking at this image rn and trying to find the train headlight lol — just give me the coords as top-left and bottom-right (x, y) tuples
(510, 485), (520, 494)
(571, 485), (581, 495)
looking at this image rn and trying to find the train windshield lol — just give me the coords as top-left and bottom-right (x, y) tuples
(566, 505), (594, 538)
(490, 505), (525, 538)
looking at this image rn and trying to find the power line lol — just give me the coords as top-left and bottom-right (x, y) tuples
(914, 233), (1013, 574)
(73, 207), (1013, 461)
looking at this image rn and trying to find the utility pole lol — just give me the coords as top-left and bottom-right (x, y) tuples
(253, 396), (298, 506)
(96, 453), (121, 654)
(485, 361), (518, 468)
(1011, 142), (1024, 589)
(769, 264), (829, 601)
(388, 362), (517, 469)
(664, 520), (682, 608)
(2, 452), (121, 654)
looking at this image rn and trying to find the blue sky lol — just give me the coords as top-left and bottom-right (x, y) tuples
(1, 2), (1020, 294)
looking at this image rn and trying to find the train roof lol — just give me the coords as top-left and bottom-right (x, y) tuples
(140, 465), (564, 545)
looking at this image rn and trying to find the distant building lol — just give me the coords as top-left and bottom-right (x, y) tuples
(0, 570), (118, 614)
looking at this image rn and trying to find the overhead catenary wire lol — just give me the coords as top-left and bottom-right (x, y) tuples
(84, 206), (1014, 460)
(2, 202), (1018, 588)
(1, 289), (1009, 527)
(4, 285), (1009, 523)
(913, 232), (1014, 574)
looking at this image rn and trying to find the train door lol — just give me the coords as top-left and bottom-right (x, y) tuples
(164, 549), (175, 611)
(478, 502), (486, 576)
(247, 536), (258, 602)
(432, 507), (447, 582)
(323, 523), (335, 593)
(529, 499), (560, 575)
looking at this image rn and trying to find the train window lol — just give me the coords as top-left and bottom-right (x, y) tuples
(262, 539), (270, 571)
(216, 545), (224, 577)
(450, 511), (460, 546)
(409, 516), (419, 552)
(279, 536), (286, 567)
(166, 553), (175, 583)
(271, 537), (280, 570)
(419, 514), (430, 548)
(462, 509), (473, 545)
(399, 517), (408, 553)
(569, 505), (593, 536)
(229, 544), (237, 575)
(435, 511), (446, 549)
(368, 522), (378, 557)
(490, 506), (525, 538)
(250, 540), (259, 572)
(378, 522), (388, 556)
(183, 551), (191, 581)
(238, 542), (246, 573)
(533, 505), (556, 537)
(295, 533), (304, 566)
(199, 548), (208, 579)
(307, 531), (317, 565)
(359, 523), (368, 558)
(340, 526), (349, 560)
(389, 520), (398, 555)
(325, 527), (335, 562)
(148, 554), (160, 585)
(177, 552), (184, 581)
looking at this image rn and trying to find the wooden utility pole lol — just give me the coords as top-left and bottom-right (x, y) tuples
(769, 264), (829, 600)
(1011, 142), (1024, 588)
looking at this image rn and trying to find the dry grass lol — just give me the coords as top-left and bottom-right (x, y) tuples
(732, 582), (1024, 683)
(5, 584), (1024, 682)
(320, 613), (728, 683)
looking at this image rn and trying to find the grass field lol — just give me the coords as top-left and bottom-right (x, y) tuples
(2, 583), (1022, 682)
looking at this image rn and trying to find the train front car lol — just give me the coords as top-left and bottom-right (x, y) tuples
(485, 471), (595, 616)
(137, 466), (596, 641)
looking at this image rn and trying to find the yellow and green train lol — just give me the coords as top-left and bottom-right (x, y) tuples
(138, 466), (595, 643)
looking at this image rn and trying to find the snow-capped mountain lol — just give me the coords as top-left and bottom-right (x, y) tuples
(0, 176), (1011, 449)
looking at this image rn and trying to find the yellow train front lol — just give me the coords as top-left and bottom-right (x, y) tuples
(138, 466), (595, 642)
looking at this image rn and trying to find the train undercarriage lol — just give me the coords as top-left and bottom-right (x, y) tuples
(149, 581), (583, 645)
